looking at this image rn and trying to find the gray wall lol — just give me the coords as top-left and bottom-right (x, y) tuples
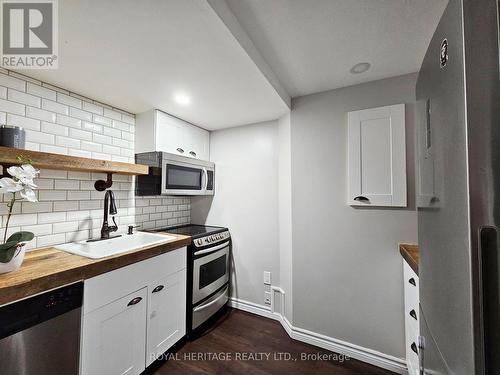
(191, 120), (281, 306)
(290, 73), (418, 359)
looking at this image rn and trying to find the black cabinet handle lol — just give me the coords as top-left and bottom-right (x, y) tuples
(409, 309), (417, 320)
(152, 285), (164, 293)
(189, 151), (197, 157)
(411, 342), (418, 354)
(408, 278), (416, 286)
(127, 297), (143, 306)
(176, 147), (184, 153)
(353, 196), (369, 202)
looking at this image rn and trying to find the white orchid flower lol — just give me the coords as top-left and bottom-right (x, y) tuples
(0, 177), (23, 194)
(7, 165), (39, 188)
(20, 187), (37, 202)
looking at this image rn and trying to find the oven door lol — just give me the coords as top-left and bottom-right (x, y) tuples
(192, 241), (230, 305)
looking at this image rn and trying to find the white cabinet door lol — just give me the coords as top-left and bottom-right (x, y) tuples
(348, 104), (406, 207)
(185, 124), (210, 160)
(146, 269), (186, 366)
(81, 288), (147, 375)
(153, 110), (209, 159)
(155, 111), (187, 156)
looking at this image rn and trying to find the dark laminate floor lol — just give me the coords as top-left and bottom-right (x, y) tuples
(150, 308), (397, 375)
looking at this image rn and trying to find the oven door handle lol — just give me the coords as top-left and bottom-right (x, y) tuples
(193, 287), (228, 312)
(194, 241), (230, 256)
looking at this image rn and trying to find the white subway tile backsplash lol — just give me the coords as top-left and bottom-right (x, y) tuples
(7, 113), (40, 131)
(41, 121), (68, 136)
(42, 99), (69, 115)
(69, 107), (92, 121)
(81, 140), (102, 153)
(54, 179), (80, 190)
(103, 108), (122, 120)
(21, 223), (52, 236)
(53, 201), (79, 212)
(112, 120), (130, 132)
(0, 98), (25, 115)
(93, 115), (111, 126)
(26, 130), (55, 145)
(68, 171), (91, 180)
(68, 149), (92, 158)
(39, 190), (67, 201)
(0, 73), (26, 91)
(103, 126), (121, 138)
(69, 128), (92, 141)
(27, 82), (56, 100)
(57, 92), (82, 108)
(40, 144), (67, 154)
(25, 142), (39, 151)
(56, 113), (81, 128)
(83, 101), (103, 115)
(21, 201), (52, 214)
(38, 212), (66, 224)
(37, 233), (66, 247)
(93, 133), (112, 145)
(27, 106), (56, 122)
(0, 71), (190, 250)
(56, 135), (80, 149)
(82, 121), (103, 133)
(8, 89), (41, 107)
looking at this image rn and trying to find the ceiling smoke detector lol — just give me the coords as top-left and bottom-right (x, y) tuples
(350, 62), (371, 74)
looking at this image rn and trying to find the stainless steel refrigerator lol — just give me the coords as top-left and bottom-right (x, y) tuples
(416, 0), (500, 373)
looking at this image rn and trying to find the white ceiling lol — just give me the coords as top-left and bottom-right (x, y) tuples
(22, 0), (446, 130)
(224, 0), (448, 97)
(22, 0), (289, 130)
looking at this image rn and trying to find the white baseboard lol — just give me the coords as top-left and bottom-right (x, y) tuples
(228, 296), (408, 375)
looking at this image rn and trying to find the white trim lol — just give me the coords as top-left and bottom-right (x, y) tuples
(229, 296), (408, 375)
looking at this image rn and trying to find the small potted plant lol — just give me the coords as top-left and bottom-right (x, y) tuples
(0, 161), (39, 274)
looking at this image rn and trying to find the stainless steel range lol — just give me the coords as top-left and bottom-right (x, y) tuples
(157, 224), (230, 336)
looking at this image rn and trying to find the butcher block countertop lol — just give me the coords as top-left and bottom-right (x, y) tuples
(399, 243), (419, 275)
(0, 233), (191, 306)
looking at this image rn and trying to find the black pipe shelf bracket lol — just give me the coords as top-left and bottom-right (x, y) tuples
(94, 172), (114, 191)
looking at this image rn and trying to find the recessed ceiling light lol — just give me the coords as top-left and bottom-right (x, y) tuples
(350, 62), (371, 74)
(174, 94), (190, 105)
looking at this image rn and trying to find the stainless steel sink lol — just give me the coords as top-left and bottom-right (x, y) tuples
(55, 232), (176, 259)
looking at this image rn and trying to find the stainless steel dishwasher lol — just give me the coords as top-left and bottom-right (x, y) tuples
(0, 282), (83, 375)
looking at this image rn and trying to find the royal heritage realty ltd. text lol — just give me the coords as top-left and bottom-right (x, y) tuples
(152, 352), (351, 362)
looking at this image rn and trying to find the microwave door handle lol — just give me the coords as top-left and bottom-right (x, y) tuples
(202, 168), (208, 191)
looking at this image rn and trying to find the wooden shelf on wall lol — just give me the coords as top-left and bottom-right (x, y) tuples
(0, 146), (148, 175)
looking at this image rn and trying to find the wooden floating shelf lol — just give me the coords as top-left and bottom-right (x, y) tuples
(0, 146), (148, 176)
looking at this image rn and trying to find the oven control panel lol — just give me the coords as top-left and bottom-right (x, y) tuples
(194, 230), (230, 248)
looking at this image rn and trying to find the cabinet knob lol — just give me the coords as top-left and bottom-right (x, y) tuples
(176, 147), (185, 154)
(409, 309), (418, 320)
(152, 285), (164, 293)
(411, 342), (418, 354)
(408, 278), (416, 286)
(353, 196), (369, 202)
(127, 297), (143, 306)
(189, 151), (197, 157)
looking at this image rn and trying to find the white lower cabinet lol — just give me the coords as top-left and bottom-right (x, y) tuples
(146, 269), (186, 366)
(81, 288), (148, 375)
(80, 248), (187, 375)
(403, 261), (420, 375)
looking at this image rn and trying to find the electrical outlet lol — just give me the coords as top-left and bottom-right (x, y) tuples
(264, 291), (271, 305)
(263, 271), (271, 285)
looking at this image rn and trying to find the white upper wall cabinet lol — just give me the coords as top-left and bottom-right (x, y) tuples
(135, 110), (210, 160)
(347, 104), (406, 207)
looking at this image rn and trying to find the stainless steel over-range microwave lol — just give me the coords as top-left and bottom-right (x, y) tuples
(135, 151), (214, 196)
